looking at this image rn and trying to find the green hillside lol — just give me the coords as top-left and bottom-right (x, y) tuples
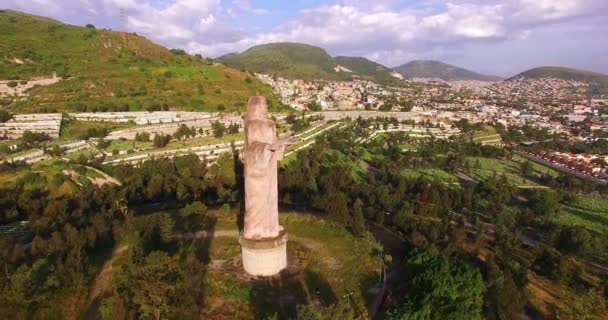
(394, 60), (502, 81)
(333, 56), (402, 85)
(218, 42), (348, 81)
(0, 10), (283, 112)
(510, 66), (608, 85)
(218, 43), (409, 84)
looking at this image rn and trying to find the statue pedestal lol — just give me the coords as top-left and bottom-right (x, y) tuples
(240, 231), (288, 276)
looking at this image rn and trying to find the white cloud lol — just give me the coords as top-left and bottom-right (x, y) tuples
(232, 0), (270, 15)
(3, 0), (608, 72)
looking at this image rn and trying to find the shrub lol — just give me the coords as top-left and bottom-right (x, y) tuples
(7, 81), (18, 88)
(0, 110), (12, 123)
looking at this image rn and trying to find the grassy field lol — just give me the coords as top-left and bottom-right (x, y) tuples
(467, 157), (542, 186)
(202, 212), (381, 319)
(512, 155), (561, 178)
(166, 133), (244, 150)
(557, 195), (608, 234)
(0, 160), (114, 196)
(65, 148), (99, 161)
(471, 127), (503, 145)
(401, 168), (458, 183)
(61, 120), (134, 140)
(104, 140), (153, 153)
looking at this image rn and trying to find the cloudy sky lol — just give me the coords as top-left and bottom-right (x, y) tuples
(5, 0), (608, 77)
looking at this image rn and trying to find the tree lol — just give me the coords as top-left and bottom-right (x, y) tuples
(351, 198), (366, 236)
(386, 249), (485, 320)
(228, 122), (240, 134)
(152, 134), (171, 148)
(520, 161), (533, 177)
(129, 252), (182, 320)
(529, 190), (560, 219)
(211, 121), (226, 138)
(173, 124), (194, 141)
(135, 132), (150, 142)
(147, 174), (164, 200)
(97, 139), (111, 149)
(0, 110), (12, 123)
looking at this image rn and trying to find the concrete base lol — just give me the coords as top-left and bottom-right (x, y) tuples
(240, 231), (288, 276)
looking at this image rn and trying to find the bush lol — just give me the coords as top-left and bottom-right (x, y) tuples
(135, 132), (150, 142)
(164, 71), (173, 78)
(0, 110), (12, 123)
(85, 24), (96, 29)
(153, 134), (171, 148)
(7, 81), (18, 88)
(170, 49), (187, 55)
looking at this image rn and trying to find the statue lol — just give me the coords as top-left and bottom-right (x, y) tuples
(243, 96), (284, 239)
(240, 96), (288, 276)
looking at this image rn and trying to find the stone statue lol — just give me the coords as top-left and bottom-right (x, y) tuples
(243, 96), (284, 239)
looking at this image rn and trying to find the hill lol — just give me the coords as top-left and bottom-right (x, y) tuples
(393, 60), (502, 81)
(333, 56), (402, 84)
(218, 43), (405, 84)
(0, 9), (282, 112)
(509, 66), (608, 85)
(218, 43), (346, 81)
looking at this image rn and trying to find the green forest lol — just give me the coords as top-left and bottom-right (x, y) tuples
(1, 117), (607, 319)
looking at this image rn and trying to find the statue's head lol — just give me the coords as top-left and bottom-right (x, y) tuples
(247, 96), (268, 121)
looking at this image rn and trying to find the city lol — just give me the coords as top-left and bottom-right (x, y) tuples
(1, 2), (608, 320)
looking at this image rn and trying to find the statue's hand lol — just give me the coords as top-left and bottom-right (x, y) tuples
(268, 141), (284, 152)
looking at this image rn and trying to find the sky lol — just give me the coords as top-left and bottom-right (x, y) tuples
(4, 0), (608, 77)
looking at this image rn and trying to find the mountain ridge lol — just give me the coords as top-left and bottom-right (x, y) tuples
(218, 42), (346, 81)
(508, 66), (608, 85)
(393, 60), (503, 81)
(218, 43), (404, 84)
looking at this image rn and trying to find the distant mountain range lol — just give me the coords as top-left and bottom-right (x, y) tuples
(220, 43), (608, 86)
(218, 43), (403, 84)
(219, 44), (505, 83)
(392, 60), (503, 81)
(509, 66), (608, 85)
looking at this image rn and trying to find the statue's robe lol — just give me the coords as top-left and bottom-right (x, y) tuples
(243, 118), (283, 239)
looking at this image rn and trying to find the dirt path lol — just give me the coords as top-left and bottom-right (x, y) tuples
(86, 166), (121, 186)
(85, 244), (129, 320)
(517, 185), (550, 189)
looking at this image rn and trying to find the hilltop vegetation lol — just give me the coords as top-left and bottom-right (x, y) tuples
(219, 43), (403, 85)
(510, 66), (608, 86)
(334, 56), (402, 85)
(219, 43), (346, 81)
(393, 60), (502, 81)
(0, 10), (283, 112)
